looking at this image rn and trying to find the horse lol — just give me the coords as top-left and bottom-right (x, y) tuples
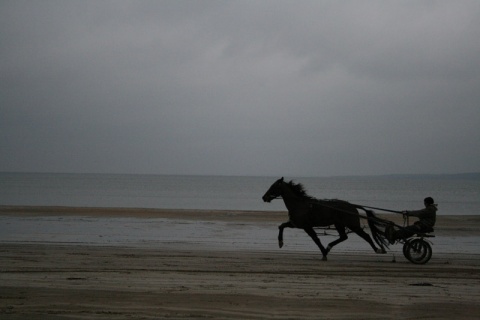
(262, 177), (387, 260)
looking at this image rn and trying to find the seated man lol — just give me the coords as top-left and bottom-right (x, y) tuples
(386, 197), (437, 244)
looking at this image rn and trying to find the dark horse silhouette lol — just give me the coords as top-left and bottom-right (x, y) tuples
(262, 177), (387, 260)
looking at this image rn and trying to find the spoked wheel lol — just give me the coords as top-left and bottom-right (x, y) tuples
(403, 239), (432, 264)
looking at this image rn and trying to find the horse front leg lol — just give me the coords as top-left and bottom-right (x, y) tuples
(304, 227), (328, 261)
(325, 224), (348, 254)
(278, 221), (293, 248)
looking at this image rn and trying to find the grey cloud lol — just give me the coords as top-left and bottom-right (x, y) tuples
(1, 0), (479, 176)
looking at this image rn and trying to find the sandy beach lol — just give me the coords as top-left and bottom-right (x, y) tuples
(1, 206), (480, 319)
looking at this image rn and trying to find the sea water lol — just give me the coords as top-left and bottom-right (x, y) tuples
(1, 172), (479, 215)
(1, 215), (479, 255)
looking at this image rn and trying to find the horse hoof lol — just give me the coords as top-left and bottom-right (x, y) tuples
(376, 248), (387, 254)
(322, 256), (328, 261)
(278, 241), (283, 248)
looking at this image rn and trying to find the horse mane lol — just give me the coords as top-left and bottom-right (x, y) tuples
(286, 180), (315, 200)
(285, 180), (349, 205)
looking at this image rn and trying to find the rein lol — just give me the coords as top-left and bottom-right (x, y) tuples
(352, 204), (404, 214)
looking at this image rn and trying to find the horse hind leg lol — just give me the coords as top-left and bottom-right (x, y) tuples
(354, 228), (386, 254)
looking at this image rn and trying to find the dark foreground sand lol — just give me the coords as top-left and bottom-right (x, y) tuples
(1, 206), (480, 319)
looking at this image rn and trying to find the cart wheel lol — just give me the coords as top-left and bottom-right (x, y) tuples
(403, 239), (432, 264)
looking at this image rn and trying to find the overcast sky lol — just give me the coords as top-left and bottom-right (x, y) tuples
(1, 1), (479, 177)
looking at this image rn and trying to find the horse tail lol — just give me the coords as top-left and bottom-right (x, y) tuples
(363, 208), (390, 249)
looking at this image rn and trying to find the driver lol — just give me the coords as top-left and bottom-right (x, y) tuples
(386, 197), (437, 244)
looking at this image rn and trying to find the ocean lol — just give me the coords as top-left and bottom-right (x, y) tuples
(1, 215), (479, 254)
(1, 172), (479, 215)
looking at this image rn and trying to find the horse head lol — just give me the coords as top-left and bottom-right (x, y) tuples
(262, 177), (284, 202)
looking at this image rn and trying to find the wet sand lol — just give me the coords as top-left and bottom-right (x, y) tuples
(1, 206), (480, 319)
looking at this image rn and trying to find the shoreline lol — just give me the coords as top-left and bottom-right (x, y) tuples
(0, 205), (285, 221)
(1, 205), (479, 236)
